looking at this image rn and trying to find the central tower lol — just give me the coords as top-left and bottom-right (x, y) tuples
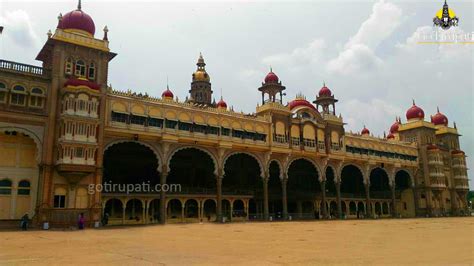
(189, 53), (212, 105)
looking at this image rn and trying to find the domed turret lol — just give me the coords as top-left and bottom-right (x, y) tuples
(58, 0), (95, 37)
(406, 100), (425, 121)
(264, 69), (279, 84)
(318, 83), (332, 97)
(216, 97), (227, 109)
(390, 117), (400, 133)
(361, 126), (370, 135)
(431, 107), (448, 126)
(192, 53), (210, 82)
(162, 85), (174, 100)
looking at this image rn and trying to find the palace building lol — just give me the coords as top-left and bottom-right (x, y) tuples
(0, 2), (469, 227)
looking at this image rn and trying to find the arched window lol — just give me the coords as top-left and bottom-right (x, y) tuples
(54, 187), (67, 208)
(0, 82), (7, 103)
(0, 179), (12, 195)
(30, 88), (45, 108)
(88, 62), (96, 80)
(18, 180), (31, 195)
(10, 85), (26, 106)
(75, 60), (86, 77)
(65, 57), (73, 75)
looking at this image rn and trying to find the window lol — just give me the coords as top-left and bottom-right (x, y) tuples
(165, 120), (177, 129)
(88, 63), (96, 80)
(65, 57), (73, 75)
(0, 82), (7, 103)
(111, 111), (129, 123)
(75, 187), (89, 208)
(75, 60), (86, 77)
(0, 179), (12, 195)
(10, 85), (26, 106)
(130, 115), (146, 126)
(148, 118), (163, 128)
(75, 147), (84, 158)
(54, 187), (67, 208)
(30, 88), (45, 108)
(18, 180), (30, 195)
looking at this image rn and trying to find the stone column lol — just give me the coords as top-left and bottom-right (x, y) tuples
(320, 180), (327, 219)
(391, 185), (397, 218)
(159, 171), (168, 224)
(263, 176), (269, 220)
(181, 202), (185, 222)
(282, 177), (288, 220)
(216, 174), (223, 222)
(122, 201), (126, 225)
(365, 183), (371, 218)
(336, 181), (342, 219)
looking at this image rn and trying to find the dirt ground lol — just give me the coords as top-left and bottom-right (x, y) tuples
(1, 217), (473, 265)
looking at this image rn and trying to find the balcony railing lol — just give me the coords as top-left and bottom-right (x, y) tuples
(0, 59), (50, 77)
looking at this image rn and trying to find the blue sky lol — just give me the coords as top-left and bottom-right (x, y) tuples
(1, 0), (473, 187)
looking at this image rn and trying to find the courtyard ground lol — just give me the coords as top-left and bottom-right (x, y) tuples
(0, 217), (473, 265)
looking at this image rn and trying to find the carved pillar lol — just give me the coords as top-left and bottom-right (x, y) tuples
(159, 171), (168, 224)
(391, 185), (396, 218)
(336, 181), (342, 219)
(181, 202), (185, 222)
(282, 177), (288, 220)
(365, 183), (371, 218)
(216, 174), (223, 222)
(320, 180), (327, 219)
(263, 176), (269, 220)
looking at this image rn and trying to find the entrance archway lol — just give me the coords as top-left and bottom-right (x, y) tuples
(232, 199), (245, 219)
(369, 168), (391, 200)
(395, 170), (415, 217)
(125, 199), (144, 224)
(167, 199), (182, 222)
(341, 164), (365, 199)
(223, 153), (261, 218)
(287, 158), (320, 219)
(148, 199), (160, 223)
(168, 148), (216, 194)
(184, 199), (199, 221)
(268, 161), (283, 219)
(203, 199), (216, 222)
(104, 198), (123, 225)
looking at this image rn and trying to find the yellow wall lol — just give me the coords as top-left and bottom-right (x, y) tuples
(398, 189), (415, 217)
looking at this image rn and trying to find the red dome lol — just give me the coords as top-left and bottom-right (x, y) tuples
(217, 98), (227, 108)
(318, 85), (332, 97)
(406, 101), (425, 120)
(387, 133), (395, 139)
(431, 107), (448, 126)
(288, 98), (316, 111)
(390, 119), (400, 133)
(162, 87), (174, 98)
(59, 7), (95, 36)
(264, 70), (279, 84)
(64, 77), (100, 90)
(361, 126), (370, 135)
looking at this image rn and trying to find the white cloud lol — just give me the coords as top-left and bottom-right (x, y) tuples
(339, 98), (402, 135)
(0, 10), (40, 48)
(345, 0), (402, 50)
(326, 44), (382, 76)
(261, 39), (327, 69)
(327, 0), (402, 76)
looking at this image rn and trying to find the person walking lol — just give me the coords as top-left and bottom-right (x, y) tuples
(20, 214), (29, 231)
(78, 213), (85, 230)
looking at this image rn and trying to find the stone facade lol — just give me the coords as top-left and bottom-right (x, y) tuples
(0, 3), (469, 227)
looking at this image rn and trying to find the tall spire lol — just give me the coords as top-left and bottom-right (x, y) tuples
(78, 0), (82, 10)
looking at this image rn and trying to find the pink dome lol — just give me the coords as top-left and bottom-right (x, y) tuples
(162, 87), (174, 98)
(431, 107), (448, 126)
(264, 70), (279, 84)
(406, 101), (425, 120)
(59, 4), (95, 36)
(217, 98), (227, 108)
(361, 126), (370, 135)
(318, 85), (332, 97)
(288, 97), (316, 111)
(387, 133), (395, 139)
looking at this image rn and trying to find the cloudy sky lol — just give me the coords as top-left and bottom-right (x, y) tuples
(1, 0), (473, 186)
